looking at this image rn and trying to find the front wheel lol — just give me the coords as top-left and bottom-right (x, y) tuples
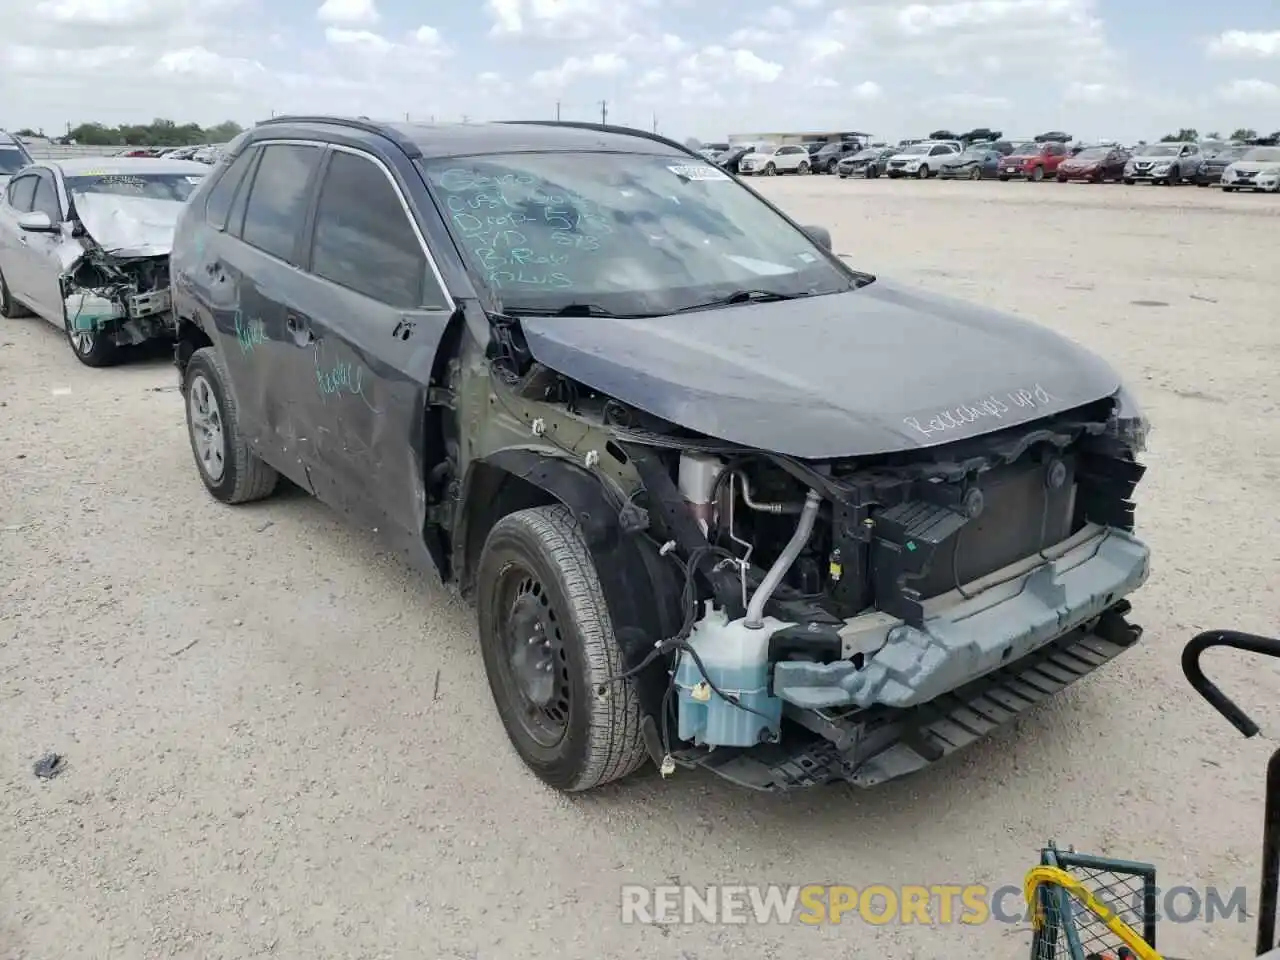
(1223, 185), (1236, 192)
(998, 175), (1010, 182)
(1030, 165), (1044, 182)
(63, 306), (120, 368)
(1123, 178), (1135, 185)
(916, 164), (930, 179)
(865, 165), (879, 178)
(1056, 174), (1067, 183)
(764, 163), (776, 176)
(969, 166), (982, 180)
(476, 505), (648, 792)
(796, 161), (809, 175)
(826, 160), (838, 174)
(183, 347), (279, 503)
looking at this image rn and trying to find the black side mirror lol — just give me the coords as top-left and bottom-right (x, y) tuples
(801, 224), (832, 251)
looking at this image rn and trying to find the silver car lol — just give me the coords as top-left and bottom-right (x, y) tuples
(1221, 146), (1280, 193)
(0, 156), (211, 366)
(0, 131), (33, 190)
(1122, 142), (1203, 185)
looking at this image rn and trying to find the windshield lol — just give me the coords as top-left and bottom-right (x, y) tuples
(1213, 146), (1249, 160)
(421, 152), (858, 316)
(65, 171), (205, 201)
(1243, 147), (1280, 163)
(0, 148), (29, 175)
(852, 149), (879, 160)
(1136, 145), (1179, 157)
(898, 144), (931, 156)
(1074, 147), (1112, 159)
(1008, 142), (1036, 154)
(963, 144), (991, 154)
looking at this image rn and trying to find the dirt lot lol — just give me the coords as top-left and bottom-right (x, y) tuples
(2, 178), (1279, 960)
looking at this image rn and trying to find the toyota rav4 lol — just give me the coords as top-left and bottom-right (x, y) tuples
(168, 116), (1152, 794)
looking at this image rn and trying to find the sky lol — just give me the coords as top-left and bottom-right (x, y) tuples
(0, 0), (1277, 144)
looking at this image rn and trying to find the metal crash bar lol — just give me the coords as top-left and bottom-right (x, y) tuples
(1182, 629), (1280, 957)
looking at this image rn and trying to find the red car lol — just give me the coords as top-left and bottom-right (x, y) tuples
(1056, 145), (1130, 183)
(997, 141), (1069, 181)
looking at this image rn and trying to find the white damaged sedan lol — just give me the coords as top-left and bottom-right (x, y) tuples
(0, 156), (209, 366)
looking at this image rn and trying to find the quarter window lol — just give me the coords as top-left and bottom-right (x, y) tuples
(239, 144), (322, 262)
(308, 150), (444, 309)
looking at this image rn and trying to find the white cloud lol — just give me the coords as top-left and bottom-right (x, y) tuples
(929, 92), (1010, 109)
(325, 27), (391, 52)
(1217, 79), (1280, 103)
(530, 52), (627, 90)
(485, 0), (635, 41)
(852, 80), (884, 100)
(1064, 81), (1112, 103)
(1206, 30), (1280, 60)
(316, 0), (378, 25)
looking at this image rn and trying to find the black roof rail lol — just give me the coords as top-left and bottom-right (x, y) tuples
(253, 115), (422, 158)
(497, 120), (700, 158)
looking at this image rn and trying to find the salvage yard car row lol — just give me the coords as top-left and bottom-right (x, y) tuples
(1, 116), (1154, 798)
(722, 136), (1280, 193)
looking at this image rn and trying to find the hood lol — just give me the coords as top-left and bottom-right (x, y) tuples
(72, 193), (186, 257)
(939, 153), (981, 166)
(889, 153), (927, 162)
(517, 279), (1122, 459)
(1129, 154), (1176, 164)
(1228, 160), (1280, 173)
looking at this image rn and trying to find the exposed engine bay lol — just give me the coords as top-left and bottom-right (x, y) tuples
(478, 335), (1152, 790)
(62, 246), (173, 346)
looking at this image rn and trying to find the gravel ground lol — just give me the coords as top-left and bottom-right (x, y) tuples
(2, 177), (1278, 960)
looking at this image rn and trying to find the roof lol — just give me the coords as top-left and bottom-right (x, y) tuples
(254, 116), (691, 160)
(49, 157), (214, 176)
(0, 131), (21, 146)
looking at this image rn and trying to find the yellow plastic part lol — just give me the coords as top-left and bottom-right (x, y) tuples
(1023, 865), (1164, 960)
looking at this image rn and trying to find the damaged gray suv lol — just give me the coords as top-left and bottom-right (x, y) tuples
(169, 116), (1152, 793)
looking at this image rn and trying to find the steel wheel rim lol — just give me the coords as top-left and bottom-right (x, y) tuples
(71, 330), (94, 354)
(188, 373), (226, 483)
(494, 564), (572, 748)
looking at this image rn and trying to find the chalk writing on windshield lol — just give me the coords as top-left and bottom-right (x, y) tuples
(433, 167), (617, 290)
(903, 384), (1056, 439)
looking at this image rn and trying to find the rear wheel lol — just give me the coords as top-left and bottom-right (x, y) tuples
(1124, 178), (1135, 185)
(998, 175), (1010, 182)
(826, 159), (838, 174)
(1223, 185), (1236, 193)
(865, 165), (878, 178)
(183, 347), (279, 503)
(0, 267), (28, 319)
(1056, 173), (1067, 183)
(476, 505), (648, 792)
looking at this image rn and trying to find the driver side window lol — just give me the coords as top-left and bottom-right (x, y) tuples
(32, 173), (60, 222)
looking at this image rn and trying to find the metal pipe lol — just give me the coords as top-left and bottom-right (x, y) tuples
(734, 470), (805, 514)
(744, 489), (822, 629)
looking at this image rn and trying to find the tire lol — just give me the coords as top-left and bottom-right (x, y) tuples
(838, 172), (848, 179)
(1056, 174), (1067, 183)
(1030, 165), (1044, 182)
(764, 163), (775, 176)
(969, 166), (982, 180)
(866, 165), (878, 178)
(63, 303), (120, 368)
(182, 346), (279, 504)
(1124, 178), (1135, 185)
(916, 164), (930, 179)
(476, 505), (648, 792)
(998, 175), (1010, 182)
(796, 161), (809, 175)
(826, 160), (838, 174)
(1223, 186), (1236, 193)
(0, 266), (29, 319)
(1197, 181), (1209, 188)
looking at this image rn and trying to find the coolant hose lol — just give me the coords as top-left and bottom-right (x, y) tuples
(743, 489), (822, 629)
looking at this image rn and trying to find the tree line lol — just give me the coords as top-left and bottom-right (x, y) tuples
(12, 118), (245, 147)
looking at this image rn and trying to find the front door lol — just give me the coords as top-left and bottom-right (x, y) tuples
(283, 145), (455, 540)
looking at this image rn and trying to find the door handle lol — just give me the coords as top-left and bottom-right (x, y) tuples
(285, 313), (314, 345)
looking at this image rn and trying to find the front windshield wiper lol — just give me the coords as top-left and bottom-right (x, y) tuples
(674, 289), (805, 313)
(500, 302), (625, 318)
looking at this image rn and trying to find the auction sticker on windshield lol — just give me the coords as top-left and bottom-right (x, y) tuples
(667, 164), (730, 181)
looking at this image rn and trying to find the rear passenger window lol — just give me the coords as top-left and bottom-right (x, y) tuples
(6, 174), (36, 212)
(308, 150), (445, 309)
(204, 147), (258, 230)
(239, 144), (321, 262)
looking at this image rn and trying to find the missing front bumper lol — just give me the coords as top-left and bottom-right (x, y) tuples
(675, 600), (1143, 791)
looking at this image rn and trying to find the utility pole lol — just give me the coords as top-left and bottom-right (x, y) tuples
(461, 114), (470, 124)
(555, 100), (561, 121)
(652, 112), (657, 133)
(599, 100), (607, 127)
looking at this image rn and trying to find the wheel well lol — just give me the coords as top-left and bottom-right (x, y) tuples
(454, 461), (557, 598)
(175, 318), (213, 372)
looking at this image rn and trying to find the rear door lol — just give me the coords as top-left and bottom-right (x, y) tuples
(286, 145), (455, 536)
(0, 173), (39, 302)
(208, 141), (325, 472)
